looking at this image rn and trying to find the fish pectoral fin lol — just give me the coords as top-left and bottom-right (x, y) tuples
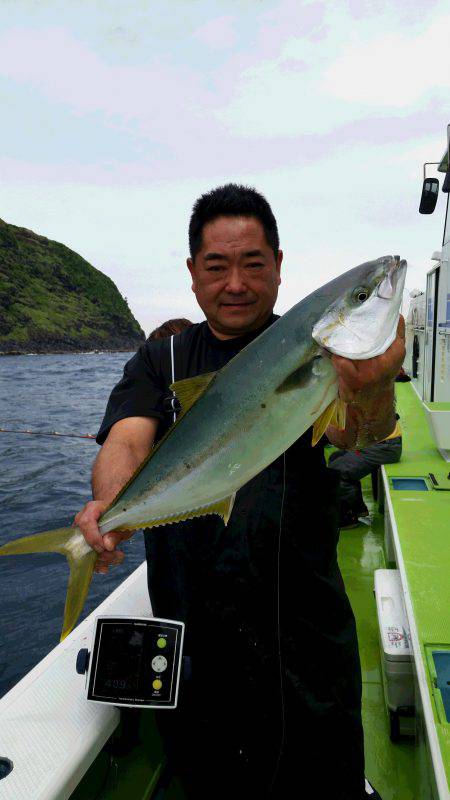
(311, 400), (338, 446)
(331, 397), (347, 430)
(311, 397), (347, 446)
(170, 371), (217, 414)
(276, 362), (311, 393)
(60, 550), (97, 641)
(130, 494), (237, 531)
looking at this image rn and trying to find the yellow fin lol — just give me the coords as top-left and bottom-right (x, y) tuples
(60, 550), (96, 640)
(0, 526), (97, 641)
(330, 397), (347, 430)
(105, 371), (217, 512)
(311, 397), (347, 446)
(119, 493), (237, 531)
(170, 371), (216, 414)
(0, 525), (81, 557)
(311, 400), (338, 446)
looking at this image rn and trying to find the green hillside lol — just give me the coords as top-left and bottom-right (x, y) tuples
(0, 219), (145, 354)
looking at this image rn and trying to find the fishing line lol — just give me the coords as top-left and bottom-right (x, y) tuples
(268, 449), (286, 794)
(0, 427), (95, 439)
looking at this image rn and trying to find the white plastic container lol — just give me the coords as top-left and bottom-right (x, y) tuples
(374, 569), (415, 739)
(424, 404), (450, 452)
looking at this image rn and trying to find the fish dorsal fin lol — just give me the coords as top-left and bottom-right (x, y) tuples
(103, 371), (218, 514)
(118, 493), (237, 532)
(170, 371), (216, 415)
(311, 397), (347, 446)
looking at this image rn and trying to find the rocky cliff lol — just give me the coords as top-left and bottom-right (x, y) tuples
(0, 219), (145, 354)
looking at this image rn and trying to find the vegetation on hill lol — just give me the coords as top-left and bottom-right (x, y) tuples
(0, 219), (145, 354)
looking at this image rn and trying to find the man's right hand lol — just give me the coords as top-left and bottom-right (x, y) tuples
(77, 416), (159, 574)
(74, 500), (133, 574)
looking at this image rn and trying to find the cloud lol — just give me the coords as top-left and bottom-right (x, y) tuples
(194, 15), (237, 50)
(2, 6), (447, 181)
(214, 2), (450, 139)
(0, 26), (214, 144)
(324, 11), (450, 107)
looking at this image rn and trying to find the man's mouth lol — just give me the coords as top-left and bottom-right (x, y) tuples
(221, 301), (255, 307)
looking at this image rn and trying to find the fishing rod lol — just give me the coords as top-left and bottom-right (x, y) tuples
(0, 427), (96, 440)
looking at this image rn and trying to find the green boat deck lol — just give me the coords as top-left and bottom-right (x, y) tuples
(381, 383), (450, 792)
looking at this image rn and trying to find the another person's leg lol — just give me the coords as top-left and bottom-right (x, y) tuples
(329, 438), (402, 526)
(328, 449), (367, 518)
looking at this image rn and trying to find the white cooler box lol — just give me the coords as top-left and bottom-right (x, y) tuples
(374, 569), (415, 740)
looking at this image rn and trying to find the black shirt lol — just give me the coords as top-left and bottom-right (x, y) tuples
(97, 315), (364, 797)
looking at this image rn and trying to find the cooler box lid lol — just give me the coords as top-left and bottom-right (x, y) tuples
(374, 569), (412, 662)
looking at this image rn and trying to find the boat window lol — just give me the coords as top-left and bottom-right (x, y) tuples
(444, 195), (450, 245)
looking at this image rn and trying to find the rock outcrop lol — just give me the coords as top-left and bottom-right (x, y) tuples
(0, 219), (145, 354)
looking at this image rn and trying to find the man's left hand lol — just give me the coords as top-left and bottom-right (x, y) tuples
(330, 315), (406, 405)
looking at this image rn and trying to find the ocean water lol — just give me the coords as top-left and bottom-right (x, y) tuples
(0, 352), (148, 698)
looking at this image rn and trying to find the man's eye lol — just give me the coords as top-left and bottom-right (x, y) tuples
(206, 265), (224, 272)
(246, 263), (263, 268)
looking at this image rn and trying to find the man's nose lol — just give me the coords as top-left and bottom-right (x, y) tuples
(225, 267), (247, 293)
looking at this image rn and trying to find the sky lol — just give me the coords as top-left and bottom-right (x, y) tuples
(1, 0), (449, 334)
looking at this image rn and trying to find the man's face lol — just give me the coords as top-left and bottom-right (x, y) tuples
(187, 215), (283, 339)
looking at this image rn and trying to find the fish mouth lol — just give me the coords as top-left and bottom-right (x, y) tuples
(377, 256), (406, 300)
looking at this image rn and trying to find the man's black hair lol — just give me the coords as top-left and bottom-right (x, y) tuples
(188, 183), (279, 260)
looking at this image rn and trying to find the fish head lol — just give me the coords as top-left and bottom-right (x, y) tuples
(312, 255), (407, 359)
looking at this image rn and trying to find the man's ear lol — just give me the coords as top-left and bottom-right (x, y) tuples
(187, 257), (196, 292)
(275, 249), (283, 286)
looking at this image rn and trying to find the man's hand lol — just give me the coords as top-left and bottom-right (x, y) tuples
(326, 316), (405, 449)
(74, 416), (158, 574)
(74, 500), (133, 574)
(330, 315), (405, 405)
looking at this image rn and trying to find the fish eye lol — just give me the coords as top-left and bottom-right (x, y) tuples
(352, 286), (369, 304)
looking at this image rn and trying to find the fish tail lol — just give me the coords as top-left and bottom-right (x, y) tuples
(0, 526), (96, 641)
(0, 525), (76, 556)
(60, 549), (96, 641)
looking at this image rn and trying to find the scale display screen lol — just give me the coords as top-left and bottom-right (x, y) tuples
(87, 617), (183, 707)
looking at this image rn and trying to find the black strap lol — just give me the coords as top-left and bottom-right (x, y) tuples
(162, 395), (181, 415)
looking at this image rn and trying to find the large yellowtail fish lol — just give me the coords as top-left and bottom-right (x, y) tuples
(0, 255), (406, 640)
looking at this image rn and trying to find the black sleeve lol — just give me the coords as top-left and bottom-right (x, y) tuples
(96, 342), (167, 445)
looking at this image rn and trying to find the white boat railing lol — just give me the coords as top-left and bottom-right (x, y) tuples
(0, 561), (151, 800)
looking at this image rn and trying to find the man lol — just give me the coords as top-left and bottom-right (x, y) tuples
(75, 184), (404, 799)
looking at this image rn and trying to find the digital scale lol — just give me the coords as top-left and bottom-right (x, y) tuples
(76, 616), (185, 709)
